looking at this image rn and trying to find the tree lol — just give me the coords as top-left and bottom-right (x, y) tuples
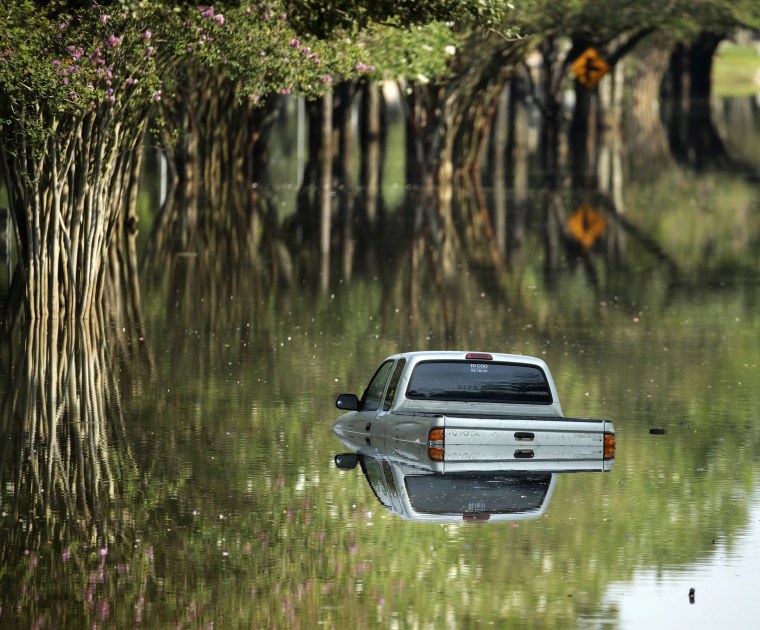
(0, 1), (165, 321)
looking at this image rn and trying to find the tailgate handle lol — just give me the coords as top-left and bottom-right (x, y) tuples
(514, 432), (535, 441)
(514, 449), (535, 459)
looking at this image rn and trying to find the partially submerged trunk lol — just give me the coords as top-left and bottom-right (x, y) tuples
(625, 34), (674, 178)
(0, 104), (148, 324)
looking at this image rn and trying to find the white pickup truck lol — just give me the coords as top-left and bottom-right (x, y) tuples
(333, 351), (615, 473)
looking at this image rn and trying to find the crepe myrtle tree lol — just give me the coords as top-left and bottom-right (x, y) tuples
(0, 1), (168, 322)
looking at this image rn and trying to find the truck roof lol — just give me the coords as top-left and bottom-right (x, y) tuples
(384, 351), (551, 370)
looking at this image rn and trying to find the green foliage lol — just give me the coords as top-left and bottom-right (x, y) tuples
(362, 22), (465, 82)
(284, 0), (508, 38)
(507, 0), (760, 47)
(177, 3), (373, 100)
(167, 3), (472, 102)
(0, 1), (164, 153)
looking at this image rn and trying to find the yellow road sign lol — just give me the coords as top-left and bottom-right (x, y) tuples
(567, 204), (606, 250)
(571, 48), (610, 89)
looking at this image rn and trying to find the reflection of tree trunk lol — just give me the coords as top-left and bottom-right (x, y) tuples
(597, 116), (627, 263)
(0, 319), (142, 557)
(544, 189), (565, 284)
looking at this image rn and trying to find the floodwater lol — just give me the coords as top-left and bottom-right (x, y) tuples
(2, 96), (760, 628)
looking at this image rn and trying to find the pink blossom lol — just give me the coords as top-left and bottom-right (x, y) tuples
(199, 6), (214, 18)
(66, 46), (85, 60)
(151, 90), (161, 102)
(290, 39), (300, 47)
(214, 14), (224, 25)
(145, 46), (155, 56)
(105, 35), (121, 49)
(100, 14), (110, 25)
(141, 30), (152, 40)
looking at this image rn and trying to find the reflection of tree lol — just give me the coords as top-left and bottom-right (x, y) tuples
(0, 317), (157, 626)
(0, 318), (144, 560)
(0, 322), (150, 588)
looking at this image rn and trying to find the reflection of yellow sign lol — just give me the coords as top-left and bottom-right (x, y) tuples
(567, 204), (606, 250)
(571, 48), (610, 89)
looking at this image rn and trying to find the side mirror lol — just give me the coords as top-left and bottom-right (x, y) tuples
(335, 393), (360, 411)
(334, 453), (359, 470)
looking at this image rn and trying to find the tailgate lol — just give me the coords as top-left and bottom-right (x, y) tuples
(441, 415), (614, 466)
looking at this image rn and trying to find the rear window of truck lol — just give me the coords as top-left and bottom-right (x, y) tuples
(405, 360), (553, 404)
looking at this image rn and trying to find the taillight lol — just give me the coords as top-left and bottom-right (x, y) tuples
(465, 353), (493, 360)
(603, 432), (616, 460)
(428, 428), (445, 461)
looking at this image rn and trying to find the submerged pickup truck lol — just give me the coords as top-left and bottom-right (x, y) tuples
(333, 351), (615, 473)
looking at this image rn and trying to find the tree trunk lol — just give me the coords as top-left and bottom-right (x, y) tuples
(625, 34), (674, 178)
(320, 90), (334, 292)
(0, 104), (147, 322)
(664, 32), (731, 170)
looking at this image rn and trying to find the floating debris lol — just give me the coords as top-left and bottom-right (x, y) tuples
(649, 428), (668, 435)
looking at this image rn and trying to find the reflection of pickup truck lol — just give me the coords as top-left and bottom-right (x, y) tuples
(336, 448), (561, 523)
(333, 351), (615, 473)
